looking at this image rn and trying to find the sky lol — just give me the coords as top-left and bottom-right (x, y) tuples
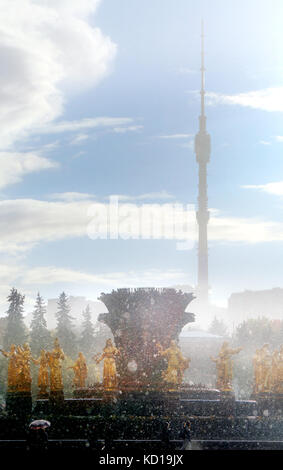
(0, 0), (283, 321)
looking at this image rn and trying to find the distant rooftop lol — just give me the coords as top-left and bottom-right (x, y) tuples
(180, 329), (223, 339)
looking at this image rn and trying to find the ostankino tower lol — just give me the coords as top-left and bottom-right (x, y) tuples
(194, 23), (211, 304)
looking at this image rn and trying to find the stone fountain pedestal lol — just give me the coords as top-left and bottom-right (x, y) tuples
(57, 383), (256, 419)
(6, 391), (33, 417)
(250, 392), (283, 417)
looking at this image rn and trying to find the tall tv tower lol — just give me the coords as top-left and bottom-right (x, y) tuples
(194, 22), (211, 304)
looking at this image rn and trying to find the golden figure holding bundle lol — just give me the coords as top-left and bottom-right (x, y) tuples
(69, 352), (88, 389)
(253, 344), (283, 394)
(47, 338), (65, 392)
(0, 344), (19, 392)
(252, 348), (262, 394)
(96, 339), (120, 390)
(33, 349), (49, 396)
(16, 343), (34, 393)
(211, 341), (242, 392)
(259, 344), (272, 393)
(278, 345), (283, 394)
(157, 340), (190, 387)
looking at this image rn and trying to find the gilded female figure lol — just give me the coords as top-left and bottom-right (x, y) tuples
(47, 338), (65, 392)
(69, 352), (88, 389)
(252, 348), (262, 394)
(211, 341), (242, 392)
(270, 349), (280, 393)
(17, 343), (34, 393)
(259, 344), (272, 392)
(158, 340), (190, 386)
(0, 344), (19, 391)
(277, 345), (283, 394)
(33, 349), (49, 395)
(96, 339), (120, 390)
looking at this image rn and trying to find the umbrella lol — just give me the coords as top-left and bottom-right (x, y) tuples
(29, 420), (51, 430)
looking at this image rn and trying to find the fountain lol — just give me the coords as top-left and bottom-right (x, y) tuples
(98, 287), (195, 390)
(3, 287), (283, 450)
(73, 287), (223, 416)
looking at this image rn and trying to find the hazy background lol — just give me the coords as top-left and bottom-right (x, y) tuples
(0, 0), (282, 330)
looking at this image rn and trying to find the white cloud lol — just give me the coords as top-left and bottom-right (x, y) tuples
(177, 67), (197, 75)
(0, 262), (190, 313)
(157, 134), (193, 139)
(0, 197), (283, 255)
(113, 191), (175, 201)
(37, 117), (133, 135)
(243, 182), (283, 196)
(113, 125), (144, 134)
(206, 87), (283, 112)
(0, 152), (57, 189)
(276, 136), (283, 142)
(259, 140), (271, 146)
(50, 192), (96, 202)
(21, 266), (187, 287)
(70, 134), (90, 145)
(209, 214), (283, 243)
(0, 0), (116, 149)
(0, 198), (91, 254)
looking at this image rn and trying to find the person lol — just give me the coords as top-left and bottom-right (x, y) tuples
(160, 421), (173, 450)
(179, 421), (192, 450)
(26, 427), (49, 452)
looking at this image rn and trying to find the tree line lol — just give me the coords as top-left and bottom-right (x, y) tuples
(1, 287), (105, 359)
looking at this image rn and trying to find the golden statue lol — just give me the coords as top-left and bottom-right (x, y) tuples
(277, 345), (283, 394)
(96, 338), (120, 390)
(47, 338), (65, 392)
(211, 341), (242, 392)
(69, 352), (88, 389)
(210, 354), (224, 391)
(259, 343), (272, 393)
(157, 340), (190, 387)
(16, 343), (34, 393)
(270, 349), (280, 393)
(33, 350), (49, 396)
(252, 348), (262, 394)
(0, 344), (19, 392)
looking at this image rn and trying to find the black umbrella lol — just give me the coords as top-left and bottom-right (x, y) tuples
(29, 420), (51, 430)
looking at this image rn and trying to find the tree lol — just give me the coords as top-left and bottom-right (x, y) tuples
(231, 317), (283, 398)
(3, 288), (27, 349)
(30, 293), (52, 356)
(55, 292), (77, 358)
(208, 316), (228, 337)
(79, 305), (95, 357)
(232, 317), (277, 350)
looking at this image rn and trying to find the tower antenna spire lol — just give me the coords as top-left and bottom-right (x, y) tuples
(194, 20), (211, 305)
(201, 19), (205, 119)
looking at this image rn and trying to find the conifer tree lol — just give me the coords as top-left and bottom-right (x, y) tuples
(3, 288), (27, 349)
(79, 304), (95, 356)
(55, 292), (77, 357)
(30, 293), (52, 356)
(208, 316), (228, 337)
